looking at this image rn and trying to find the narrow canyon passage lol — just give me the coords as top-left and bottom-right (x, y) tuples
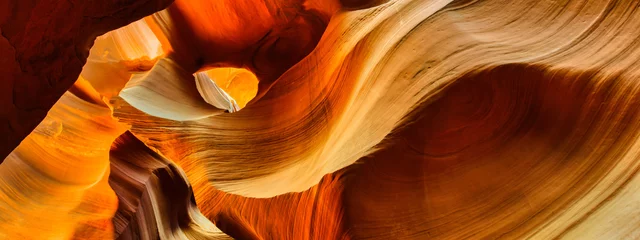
(1, 0), (640, 239)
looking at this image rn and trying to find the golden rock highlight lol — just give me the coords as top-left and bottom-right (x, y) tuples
(1, 0), (640, 239)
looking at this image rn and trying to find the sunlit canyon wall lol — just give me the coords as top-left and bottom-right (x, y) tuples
(1, 0), (640, 239)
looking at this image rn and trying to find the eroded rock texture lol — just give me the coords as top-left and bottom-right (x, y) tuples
(343, 64), (640, 239)
(0, 0), (174, 160)
(2, 0), (640, 239)
(194, 169), (350, 240)
(0, 80), (127, 239)
(115, 0), (640, 198)
(110, 131), (230, 240)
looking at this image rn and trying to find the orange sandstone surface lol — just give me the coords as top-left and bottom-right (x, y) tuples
(2, 0), (640, 239)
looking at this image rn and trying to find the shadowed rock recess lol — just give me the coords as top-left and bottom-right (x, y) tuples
(1, 0), (640, 239)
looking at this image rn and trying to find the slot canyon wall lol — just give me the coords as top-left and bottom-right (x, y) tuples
(1, 0), (640, 239)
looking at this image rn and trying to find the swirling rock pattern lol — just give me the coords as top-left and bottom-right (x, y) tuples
(109, 131), (230, 240)
(344, 64), (640, 239)
(2, 0), (640, 239)
(114, 0), (640, 198)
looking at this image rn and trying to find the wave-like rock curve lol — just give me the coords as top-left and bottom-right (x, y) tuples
(1, 0), (640, 239)
(115, 0), (640, 199)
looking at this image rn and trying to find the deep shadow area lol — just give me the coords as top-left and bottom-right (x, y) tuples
(343, 63), (640, 239)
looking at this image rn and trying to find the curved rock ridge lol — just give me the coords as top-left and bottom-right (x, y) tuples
(114, 0), (640, 199)
(183, 63), (640, 239)
(109, 131), (230, 240)
(120, 57), (227, 121)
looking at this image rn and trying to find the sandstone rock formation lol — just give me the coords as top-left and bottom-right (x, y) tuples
(2, 0), (640, 239)
(0, 0), (174, 161)
(110, 131), (231, 240)
(0, 79), (127, 239)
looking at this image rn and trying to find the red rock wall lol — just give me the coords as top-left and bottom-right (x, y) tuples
(0, 0), (173, 160)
